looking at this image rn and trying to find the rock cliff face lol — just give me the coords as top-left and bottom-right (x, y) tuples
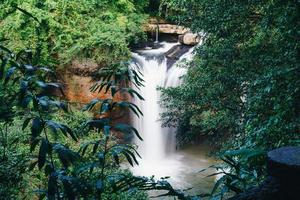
(61, 59), (126, 105)
(61, 59), (103, 105)
(60, 59), (131, 128)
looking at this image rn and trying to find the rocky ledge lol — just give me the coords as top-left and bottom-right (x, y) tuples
(229, 146), (300, 200)
(145, 18), (201, 46)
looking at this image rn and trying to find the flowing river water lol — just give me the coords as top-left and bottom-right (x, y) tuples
(129, 42), (218, 197)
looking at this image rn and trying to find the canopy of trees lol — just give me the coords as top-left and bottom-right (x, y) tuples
(0, 0), (149, 67)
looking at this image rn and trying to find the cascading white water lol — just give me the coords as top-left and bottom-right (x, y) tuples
(129, 41), (219, 195)
(131, 42), (195, 178)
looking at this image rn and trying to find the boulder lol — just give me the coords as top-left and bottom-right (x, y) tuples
(229, 146), (300, 200)
(165, 44), (191, 69)
(267, 146), (300, 200)
(179, 33), (200, 46)
(267, 146), (300, 178)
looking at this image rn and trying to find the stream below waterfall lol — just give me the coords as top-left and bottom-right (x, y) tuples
(129, 42), (218, 197)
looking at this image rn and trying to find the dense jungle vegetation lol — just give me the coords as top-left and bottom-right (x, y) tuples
(0, 0), (299, 199)
(160, 0), (300, 197)
(0, 0), (150, 67)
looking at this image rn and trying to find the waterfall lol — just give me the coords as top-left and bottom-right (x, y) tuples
(155, 27), (159, 43)
(131, 42), (195, 178)
(155, 26), (159, 43)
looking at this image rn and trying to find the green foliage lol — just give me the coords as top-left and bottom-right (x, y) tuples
(0, 45), (199, 199)
(0, 120), (29, 199)
(161, 0), (300, 149)
(0, 0), (148, 67)
(160, 0), (300, 198)
(201, 148), (266, 199)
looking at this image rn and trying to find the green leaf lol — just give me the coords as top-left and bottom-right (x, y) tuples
(114, 123), (143, 141)
(112, 151), (120, 165)
(38, 138), (49, 169)
(31, 118), (44, 138)
(21, 95), (32, 108)
(124, 149), (139, 165)
(0, 57), (8, 80)
(83, 98), (101, 111)
(36, 81), (47, 88)
(80, 143), (91, 156)
(0, 45), (13, 54)
(211, 175), (227, 196)
(122, 151), (134, 166)
(23, 117), (32, 130)
(85, 118), (111, 130)
(60, 124), (77, 142)
(44, 163), (54, 176)
(113, 101), (143, 117)
(92, 142), (100, 154)
(30, 138), (41, 152)
(4, 67), (16, 85)
(118, 88), (144, 100)
(47, 175), (57, 200)
(53, 144), (78, 168)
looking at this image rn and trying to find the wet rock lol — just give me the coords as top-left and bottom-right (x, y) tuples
(267, 146), (300, 177)
(179, 33), (200, 46)
(165, 44), (191, 69)
(267, 146), (300, 200)
(229, 146), (300, 200)
(131, 34), (178, 50)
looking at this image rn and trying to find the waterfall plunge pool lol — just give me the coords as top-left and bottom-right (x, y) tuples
(132, 145), (219, 197)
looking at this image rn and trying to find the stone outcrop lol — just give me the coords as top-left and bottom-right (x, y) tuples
(178, 32), (201, 46)
(145, 18), (201, 46)
(229, 146), (300, 200)
(62, 71), (106, 105)
(165, 44), (191, 69)
(60, 59), (126, 105)
(145, 17), (189, 35)
(60, 60), (131, 128)
(146, 23), (189, 35)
